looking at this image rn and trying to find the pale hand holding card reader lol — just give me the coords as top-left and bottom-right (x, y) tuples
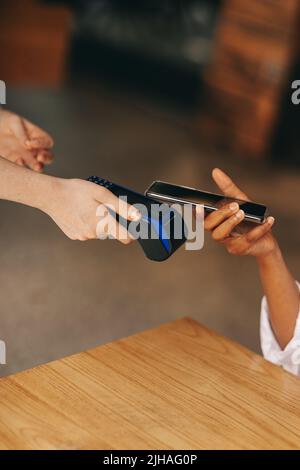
(87, 176), (187, 262)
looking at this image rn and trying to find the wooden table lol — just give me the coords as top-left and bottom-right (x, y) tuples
(0, 318), (300, 450)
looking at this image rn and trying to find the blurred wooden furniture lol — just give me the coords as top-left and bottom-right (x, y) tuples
(0, 317), (300, 450)
(0, 0), (72, 87)
(200, 0), (300, 158)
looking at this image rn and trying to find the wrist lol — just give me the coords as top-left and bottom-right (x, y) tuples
(256, 240), (282, 267)
(0, 157), (52, 211)
(0, 156), (66, 215)
(18, 170), (65, 215)
(38, 176), (67, 216)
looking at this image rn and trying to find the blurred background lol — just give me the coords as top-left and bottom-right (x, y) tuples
(0, 0), (299, 376)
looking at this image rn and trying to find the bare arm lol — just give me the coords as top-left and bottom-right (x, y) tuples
(0, 155), (52, 209)
(204, 168), (299, 350)
(0, 156), (139, 243)
(257, 245), (299, 349)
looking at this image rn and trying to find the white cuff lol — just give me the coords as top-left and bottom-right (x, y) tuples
(260, 282), (300, 376)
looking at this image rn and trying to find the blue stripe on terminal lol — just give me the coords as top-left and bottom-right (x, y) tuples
(142, 215), (171, 253)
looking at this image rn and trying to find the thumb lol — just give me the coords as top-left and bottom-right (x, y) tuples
(212, 168), (249, 201)
(10, 115), (29, 144)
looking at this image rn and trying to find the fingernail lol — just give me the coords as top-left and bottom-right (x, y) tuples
(35, 164), (43, 172)
(230, 202), (239, 211)
(129, 207), (141, 221)
(236, 209), (244, 219)
(268, 216), (275, 225)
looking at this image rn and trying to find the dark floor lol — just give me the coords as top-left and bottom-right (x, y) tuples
(1, 85), (299, 376)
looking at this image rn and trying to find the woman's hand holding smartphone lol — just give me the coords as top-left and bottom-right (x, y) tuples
(203, 168), (276, 258)
(146, 177), (268, 225)
(146, 169), (275, 257)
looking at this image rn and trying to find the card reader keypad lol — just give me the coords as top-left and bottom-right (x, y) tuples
(87, 176), (113, 190)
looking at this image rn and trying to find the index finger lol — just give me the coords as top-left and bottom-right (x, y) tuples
(204, 202), (239, 231)
(25, 137), (54, 150)
(10, 116), (28, 142)
(23, 119), (54, 149)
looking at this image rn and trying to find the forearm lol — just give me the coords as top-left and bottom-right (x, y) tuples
(0, 155), (55, 212)
(257, 243), (299, 349)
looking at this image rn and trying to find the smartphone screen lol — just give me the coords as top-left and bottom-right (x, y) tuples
(146, 181), (268, 224)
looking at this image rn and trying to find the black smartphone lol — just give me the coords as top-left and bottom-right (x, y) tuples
(145, 181), (268, 224)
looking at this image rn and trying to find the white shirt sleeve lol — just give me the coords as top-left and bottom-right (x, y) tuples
(260, 282), (300, 376)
